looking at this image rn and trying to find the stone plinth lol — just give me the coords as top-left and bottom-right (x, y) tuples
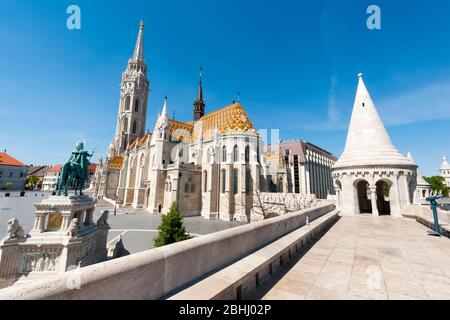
(0, 195), (109, 287)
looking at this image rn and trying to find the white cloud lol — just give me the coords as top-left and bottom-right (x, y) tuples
(378, 80), (450, 126)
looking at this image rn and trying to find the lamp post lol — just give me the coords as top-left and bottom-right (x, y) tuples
(114, 193), (118, 216)
(426, 195), (444, 236)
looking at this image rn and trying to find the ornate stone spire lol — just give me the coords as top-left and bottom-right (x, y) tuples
(133, 20), (145, 62)
(333, 73), (413, 169)
(193, 67), (206, 121)
(441, 156), (450, 169)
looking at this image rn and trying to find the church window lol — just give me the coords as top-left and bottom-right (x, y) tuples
(233, 145), (239, 162)
(185, 183), (189, 193)
(190, 184), (195, 193)
(362, 102), (365, 107)
(123, 118), (128, 132)
(132, 121), (137, 134)
(203, 170), (208, 192)
(134, 99), (139, 112)
(125, 96), (131, 110)
(245, 145), (250, 164)
(222, 146), (227, 162)
(233, 169), (239, 194)
(221, 169), (226, 193)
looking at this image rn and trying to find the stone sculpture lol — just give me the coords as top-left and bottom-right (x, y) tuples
(4, 218), (26, 240)
(96, 210), (109, 226)
(57, 141), (94, 196)
(66, 218), (80, 238)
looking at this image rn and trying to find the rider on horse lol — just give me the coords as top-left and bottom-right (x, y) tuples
(57, 141), (94, 196)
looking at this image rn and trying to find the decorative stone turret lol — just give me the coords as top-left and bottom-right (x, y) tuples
(332, 74), (418, 217)
(0, 194), (109, 287)
(440, 156), (450, 188)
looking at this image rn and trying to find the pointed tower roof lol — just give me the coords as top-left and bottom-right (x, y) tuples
(441, 156), (450, 170)
(333, 74), (414, 169)
(407, 151), (430, 186)
(133, 20), (145, 62)
(161, 96), (168, 122)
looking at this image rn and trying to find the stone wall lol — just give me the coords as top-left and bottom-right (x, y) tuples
(0, 203), (335, 300)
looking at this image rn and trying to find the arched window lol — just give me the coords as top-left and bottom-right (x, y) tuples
(132, 121), (137, 134)
(245, 145), (250, 164)
(190, 184), (195, 193)
(184, 183), (189, 193)
(123, 117), (128, 132)
(203, 170), (208, 192)
(233, 169), (239, 194)
(134, 99), (139, 112)
(233, 145), (239, 162)
(124, 96), (131, 110)
(222, 146), (227, 162)
(221, 169), (226, 193)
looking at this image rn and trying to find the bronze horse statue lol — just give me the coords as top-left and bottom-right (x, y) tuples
(57, 142), (94, 196)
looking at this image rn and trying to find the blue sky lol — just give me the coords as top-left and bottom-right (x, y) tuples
(0, 0), (449, 176)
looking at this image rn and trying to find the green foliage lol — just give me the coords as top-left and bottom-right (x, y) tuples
(153, 202), (191, 247)
(424, 176), (449, 197)
(3, 182), (13, 190)
(26, 175), (39, 189)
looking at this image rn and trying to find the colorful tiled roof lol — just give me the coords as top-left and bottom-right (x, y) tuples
(0, 152), (26, 167)
(108, 156), (124, 169)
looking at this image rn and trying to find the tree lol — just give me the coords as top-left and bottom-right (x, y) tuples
(3, 182), (13, 190)
(153, 202), (191, 247)
(245, 188), (285, 221)
(26, 175), (39, 190)
(424, 176), (449, 197)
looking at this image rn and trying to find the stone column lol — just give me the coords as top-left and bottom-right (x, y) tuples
(60, 213), (72, 232)
(32, 213), (46, 233)
(369, 186), (379, 217)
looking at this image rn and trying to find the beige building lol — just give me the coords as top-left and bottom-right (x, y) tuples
(266, 140), (337, 199)
(332, 74), (419, 217)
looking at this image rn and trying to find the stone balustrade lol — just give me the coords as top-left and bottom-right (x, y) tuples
(0, 203), (335, 300)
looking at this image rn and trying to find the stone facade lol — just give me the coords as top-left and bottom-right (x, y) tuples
(266, 140), (337, 199)
(0, 152), (27, 191)
(0, 195), (109, 287)
(332, 74), (419, 217)
(440, 156), (450, 188)
(93, 22), (274, 222)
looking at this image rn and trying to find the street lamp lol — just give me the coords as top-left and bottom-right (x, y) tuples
(426, 195), (444, 236)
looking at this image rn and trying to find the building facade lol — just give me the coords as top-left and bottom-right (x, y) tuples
(42, 165), (61, 191)
(440, 156), (450, 188)
(26, 166), (50, 190)
(94, 22), (267, 222)
(0, 152), (27, 191)
(266, 140), (337, 199)
(332, 74), (418, 218)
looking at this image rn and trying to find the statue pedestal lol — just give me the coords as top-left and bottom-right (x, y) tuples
(0, 195), (110, 285)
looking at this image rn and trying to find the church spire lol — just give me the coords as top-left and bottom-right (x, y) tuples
(133, 20), (145, 62)
(193, 67), (206, 121)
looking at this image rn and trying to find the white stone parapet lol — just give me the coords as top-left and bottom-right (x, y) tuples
(0, 203), (334, 300)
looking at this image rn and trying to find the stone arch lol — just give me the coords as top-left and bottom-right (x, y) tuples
(375, 178), (393, 215)
(354, 179), (371, 214)
(124, 96), (131, 110)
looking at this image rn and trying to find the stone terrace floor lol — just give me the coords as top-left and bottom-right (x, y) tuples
(252, 215), (450, 300)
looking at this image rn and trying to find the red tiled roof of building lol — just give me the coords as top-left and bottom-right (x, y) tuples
(0, 152), (26, 167)
(88, 163), (97, 173)
(47, 164), (62, 173)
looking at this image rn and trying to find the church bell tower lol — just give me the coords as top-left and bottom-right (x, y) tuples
(110, 20), (150, 157)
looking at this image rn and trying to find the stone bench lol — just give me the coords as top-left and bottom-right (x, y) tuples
(167, 209), (340, 300)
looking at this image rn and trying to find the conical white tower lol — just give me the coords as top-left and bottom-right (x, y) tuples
(333, 73), (412, 169)
(331, 73), (417, 217)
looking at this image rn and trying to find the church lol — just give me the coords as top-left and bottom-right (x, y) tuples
(93, 21), (267, 222)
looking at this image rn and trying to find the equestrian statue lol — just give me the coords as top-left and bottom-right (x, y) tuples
(57, 141), (94, 196)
